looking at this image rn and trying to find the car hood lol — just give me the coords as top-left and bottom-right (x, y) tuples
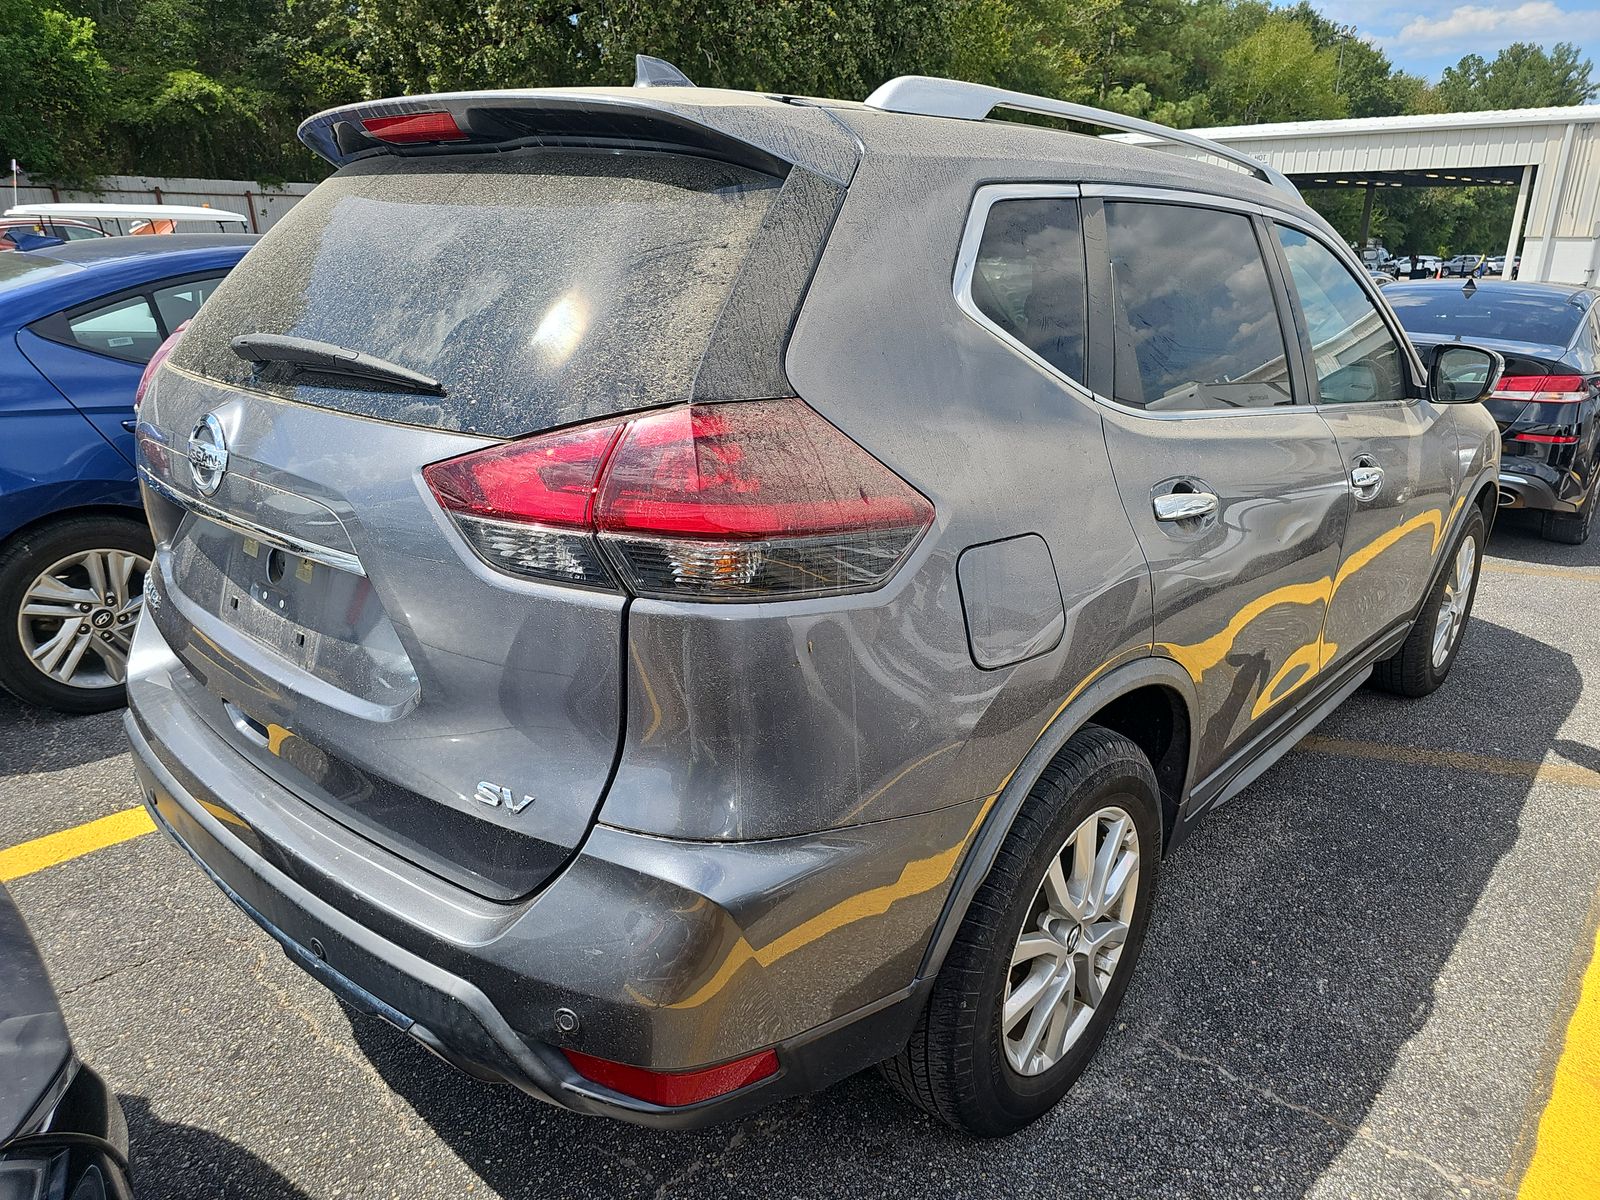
(0, 885), (72, 1144)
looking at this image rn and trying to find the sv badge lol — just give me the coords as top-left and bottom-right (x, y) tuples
(474, 781), (535, 814)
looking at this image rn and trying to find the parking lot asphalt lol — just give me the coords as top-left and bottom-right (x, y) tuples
(4, 509), (1599, 1200)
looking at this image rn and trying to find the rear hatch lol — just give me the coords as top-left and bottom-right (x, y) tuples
(137, 140), (802, 900)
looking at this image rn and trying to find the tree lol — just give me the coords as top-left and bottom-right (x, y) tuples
(1436, 42), (1597, 111)
(1211, 13), (1346, 124)
(0, 1), (108, 183)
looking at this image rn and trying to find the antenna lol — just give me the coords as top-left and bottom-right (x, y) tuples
(635, 55), (697, 88)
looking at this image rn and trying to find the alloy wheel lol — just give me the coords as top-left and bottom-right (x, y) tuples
(1430, 534), (1477, 669)
(1002, 805), (1140, 1076)
(16, 548), (148, 690)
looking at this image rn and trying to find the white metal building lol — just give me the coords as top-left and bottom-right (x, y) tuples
(1125, 106), (1600, 286)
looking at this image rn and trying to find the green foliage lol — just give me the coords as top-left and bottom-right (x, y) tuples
(1436, 42), (1598, 111)
(3, 0), (1596, 242)
(0, 0), (108, 184)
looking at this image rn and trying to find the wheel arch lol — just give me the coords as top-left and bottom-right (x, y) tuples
(0, 502), (149, 557)
(915, 655), (1197, 988)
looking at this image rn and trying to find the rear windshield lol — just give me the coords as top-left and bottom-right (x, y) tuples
(172, 149), (781, 437)
(1385, 285), (1586, 347)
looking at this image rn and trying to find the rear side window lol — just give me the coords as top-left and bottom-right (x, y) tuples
(67, 295), (161, 363)
(153, 275), (227, 330)
(1275, 227), (1409, 405)
(1104, 202), (1293, 411)
(968, 198), (1087, 386)
(172, 149), (782, 437)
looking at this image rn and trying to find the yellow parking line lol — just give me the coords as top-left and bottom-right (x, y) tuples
(1482, 560), (1600, 584)
(0, 807), (155, 883)
(1517, 919), (1600, 1198)
(1300, 736), (1600, 791)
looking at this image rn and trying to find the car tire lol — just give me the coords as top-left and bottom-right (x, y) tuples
(1371, 507), (1485, 698)
(881, 725), (1161, 1136)
(0, 514), (152, 715)
(1541, 477), (1595, 545)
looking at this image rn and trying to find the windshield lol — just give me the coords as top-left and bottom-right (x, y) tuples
(171, 148), (782, 438)
(1386, 284), (1586, 347)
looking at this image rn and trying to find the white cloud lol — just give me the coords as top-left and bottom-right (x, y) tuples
(1395, 1), (1573, 44)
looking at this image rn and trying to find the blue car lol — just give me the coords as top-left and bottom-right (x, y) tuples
(0, 234), (255, 712)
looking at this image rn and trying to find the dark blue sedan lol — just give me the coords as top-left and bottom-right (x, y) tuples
(0, 234), (255, 712)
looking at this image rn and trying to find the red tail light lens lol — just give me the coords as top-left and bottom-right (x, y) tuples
(134, 319), (190, 411)
(1512, 432), (1579, 444)
(361, 111), (468, 144)
(1490, 375), (1588, 403)
(423, 399), (933, 599)
(563, 1047), (779, 1106)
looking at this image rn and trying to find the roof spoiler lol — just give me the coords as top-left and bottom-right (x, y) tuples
(297, 77), (857, 184)
(865, 75), (1300, 199)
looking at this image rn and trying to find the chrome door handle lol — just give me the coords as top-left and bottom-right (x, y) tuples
(1351, 464), (1384, 498)
(1153, 492), (1219, 522)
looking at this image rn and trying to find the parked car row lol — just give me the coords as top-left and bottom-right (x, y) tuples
(0, 66), (1593, 1162)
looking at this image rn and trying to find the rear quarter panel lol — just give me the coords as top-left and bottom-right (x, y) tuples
(600, 131), (1156, 841)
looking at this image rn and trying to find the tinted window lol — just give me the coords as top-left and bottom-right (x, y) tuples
(1276, 227), (1409, 405)
(59, 225), (105, 241)
(67, 295), (160, 363)
(172, 149), (781, 437)
(1385, 283), (1586, 346)
(1104, 202), (1292, 411)
(153, 275), (227, 329)
(970, 198), (1087, 385)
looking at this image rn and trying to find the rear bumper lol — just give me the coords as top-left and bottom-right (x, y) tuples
(123, 621), (972, 1127)
(1497, 461), (1583, 513)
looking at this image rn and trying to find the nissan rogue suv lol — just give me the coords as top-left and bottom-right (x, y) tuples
(124, 67), (1505, 1136)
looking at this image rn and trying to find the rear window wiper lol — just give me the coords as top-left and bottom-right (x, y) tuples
(231, 333), (445, 395)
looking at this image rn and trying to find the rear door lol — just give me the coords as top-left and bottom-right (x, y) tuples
(1269, 223), (1459, 665)
(18, 273), (229, 461)
(1089, 193), (1350, 785)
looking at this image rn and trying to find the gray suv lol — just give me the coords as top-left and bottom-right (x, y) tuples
(125, 68), (1505, 1135)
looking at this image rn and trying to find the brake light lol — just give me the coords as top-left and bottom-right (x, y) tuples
(1512, 432), (1579, 444)
(361, 111), (468, 144)
(134, 319), (190, 410)
(563, 1047), (779, 1106)
(423, 399), (934, 599)
(1490, 375), (1588, 403)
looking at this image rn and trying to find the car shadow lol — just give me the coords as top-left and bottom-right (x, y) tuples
(119, 1095), (316, 1200)
(1486, 508), (1600, 568)
(337, 616), (1571, 1199)
(0, 694), (128, 779)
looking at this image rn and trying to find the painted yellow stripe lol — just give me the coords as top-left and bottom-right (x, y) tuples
(1518, 920), (1600, 1199)
(0, 807), (156, 883)
(1300, 736), (1600, 792)
(1483, 560), (1600, 584)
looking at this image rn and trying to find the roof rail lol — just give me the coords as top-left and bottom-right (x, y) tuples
(863, 76), (1300, 199)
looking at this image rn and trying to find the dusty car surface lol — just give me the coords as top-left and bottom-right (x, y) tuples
(125, 66), (1505, 1136)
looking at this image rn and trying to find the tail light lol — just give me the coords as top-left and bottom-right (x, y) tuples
(361, 111), (468, 144)
(563, 1046), (779, 1106)
(1512, 432), (1579, 444)
(423, 399), (934, 600)
(1490, 375), (1588, 403)
(134, 319), (190, 410)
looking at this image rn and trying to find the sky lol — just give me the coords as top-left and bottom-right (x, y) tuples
(1312, 0), (1600, 80)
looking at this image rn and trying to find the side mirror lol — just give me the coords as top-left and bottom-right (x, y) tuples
(1429, 345), (1505, 404)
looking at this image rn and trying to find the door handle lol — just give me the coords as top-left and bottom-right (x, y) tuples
(121, 418), (138, 433)
(1153, 491), (1219, 522)
(1351, 463), (1384, 499)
